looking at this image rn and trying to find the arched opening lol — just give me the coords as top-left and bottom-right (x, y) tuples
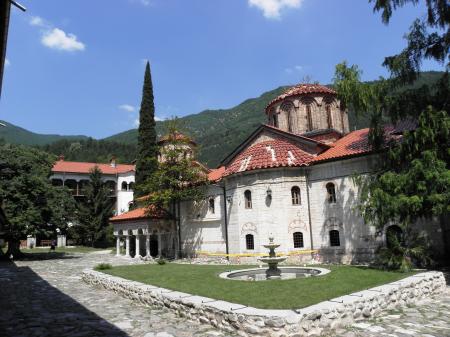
(128, 182), (134, 191)
(64, 179), (77, 195)
(208, 197), (215, 214)
(326, 183), (336, 203)
(306, 104), (313, 131)
(121, 181), (128, 191)
(293, 232), (304, 248)
(245, 234), (254, 250)
(78, 179), (89, 196)
(150, 234), (158, 257)
(329, 230), (340, 247)
(386, 225), (403, 248)
(105, 181), (116, 196)
(244, 190), (252, 209)
(325, 104), (332, 129)
(273, 113), (279, 128)
(291, 186), (301, 205)
(281, 101), (294, 132)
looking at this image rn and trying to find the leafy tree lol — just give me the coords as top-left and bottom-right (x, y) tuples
(76, 167), (115, 247)
(142, 119), (208, 210)
(333, 0), (450, 269)
(135, 61), (158, 197)
(141, 119), (208, 257)
(0, 144), (76, 257)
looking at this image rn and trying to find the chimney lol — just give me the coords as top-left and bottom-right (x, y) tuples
(59, 154), (65, 161)
(110, 156), (116, 168)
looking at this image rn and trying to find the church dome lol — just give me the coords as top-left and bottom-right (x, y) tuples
(264, 83), (348, 139)
(266, 84), (336, 112)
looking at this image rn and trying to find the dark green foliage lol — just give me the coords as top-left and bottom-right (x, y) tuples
(39, 138), (137, 164)
(74, 167), (115, 247)
(0, 144), (77, 256)
(95, 263), (112, 270)
(334, 0), (450, 270)
(156, 258), (166, 265)
(135, 62), (158, 196)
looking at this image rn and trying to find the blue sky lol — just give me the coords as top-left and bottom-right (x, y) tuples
(0, 0), (444, 138)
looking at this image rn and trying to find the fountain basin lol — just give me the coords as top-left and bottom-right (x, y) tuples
(219, 267), (330, 281)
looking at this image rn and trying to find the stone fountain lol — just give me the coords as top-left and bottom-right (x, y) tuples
(258, 235), (287, 279)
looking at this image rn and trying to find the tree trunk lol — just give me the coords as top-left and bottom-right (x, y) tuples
(5, 239), (22, 259)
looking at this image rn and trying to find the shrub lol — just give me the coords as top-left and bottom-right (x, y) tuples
(95, 263), (112, 270)
(156, 258), (166, 265)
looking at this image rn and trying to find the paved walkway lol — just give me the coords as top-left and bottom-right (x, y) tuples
(0, 252), (449, 337)
(0, 251), (231, 337)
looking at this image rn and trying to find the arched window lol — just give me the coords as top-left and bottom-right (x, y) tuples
(326, 183), (336, 203)
(128, 182), (134, 191)
(291, 186), (301, 205)
(208, 197), (215, 214)
(306, 104), (313, 131)
(121, 181), (128, 191)
(273, 113), (279, 128)
(293, 232), (304, 248)
(245, 234), (254, 250)
(386, 225), (403, 248)
(329, 230), (340, 247)
(281, 101), (294, 132)
(326, 104), (332, 129)
(244, 190), (252, 209)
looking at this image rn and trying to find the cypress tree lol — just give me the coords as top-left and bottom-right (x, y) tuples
(135, 61), (158, 197)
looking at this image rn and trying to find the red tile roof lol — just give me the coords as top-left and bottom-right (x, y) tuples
(313, 128), (371, 163)
(52, 160), (135, 175)
(224, 139), (315, 176)
(208, 166), (225, 181)
(266, 83), (336, 112)
(158, 131), (197, 146)
(110, 205), (169, 222)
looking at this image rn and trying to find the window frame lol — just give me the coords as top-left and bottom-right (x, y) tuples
(244, 190), (252, 209)
(329, 230), (340, 247)
(291, 186), (301, 205)
(293, 232), (304, 248)
(208, 197), (215, 214)
(245, 234), (255, 250)
(326, 182), (337, 204)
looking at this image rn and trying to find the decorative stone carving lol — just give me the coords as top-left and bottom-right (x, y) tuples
(324, 217), (343, 229)
(288, 219), (308, 233)
(241, 222), (257, 234)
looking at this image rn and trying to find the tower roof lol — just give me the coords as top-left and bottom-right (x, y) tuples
(157, 131), (197, 146)
(266, 83), (336, 112)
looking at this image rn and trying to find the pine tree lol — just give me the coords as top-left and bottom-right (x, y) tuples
(135, 61), (158, 197)
(76, 167), (115, 247)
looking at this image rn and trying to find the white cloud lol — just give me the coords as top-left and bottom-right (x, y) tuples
(119, 104), (136, 112)
(285, 65), (304, 74)
(133, 115), (163, 127)
(29, 16), (45, 27)
(249, 0), (303, 19)
(5, 58), (10, 67)
(41, 28), (85, 52)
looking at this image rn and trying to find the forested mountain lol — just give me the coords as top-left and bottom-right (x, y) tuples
(1, 71), (445, 168)
(0, 120), (87, 145)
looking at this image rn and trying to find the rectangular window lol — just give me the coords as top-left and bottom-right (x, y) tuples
(208, 198), (215, 214)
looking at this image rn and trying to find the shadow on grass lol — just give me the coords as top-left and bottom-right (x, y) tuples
(1, 251), (82, 261)
(0, 260), (128, 337)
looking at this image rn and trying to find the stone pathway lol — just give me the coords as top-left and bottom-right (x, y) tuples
(0, 251), (233, 337)
(0, 252), (449, 337)
(334, 276), (450, 337)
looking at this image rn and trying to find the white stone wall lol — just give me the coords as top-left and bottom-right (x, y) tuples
(180, 185), (227, 255)
(224, 168), (312, 259)
(117, 172), (135, 215)
(307, 155), (380, 263)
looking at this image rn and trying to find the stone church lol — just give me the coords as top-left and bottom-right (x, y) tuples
(110, 83), (445, 263)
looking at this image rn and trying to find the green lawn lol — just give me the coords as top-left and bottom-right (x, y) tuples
(103, 264), (415, 309)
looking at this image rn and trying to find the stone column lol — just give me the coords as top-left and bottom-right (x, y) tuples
(116, 236), (121, 256)
(125, 235), (130, 257)
(157, 233), (162, 258)
(146, 234), (151, 257)
(135, 235), (141, 259)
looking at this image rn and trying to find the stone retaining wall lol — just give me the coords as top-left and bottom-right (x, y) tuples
(82, 269), (446, 337)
